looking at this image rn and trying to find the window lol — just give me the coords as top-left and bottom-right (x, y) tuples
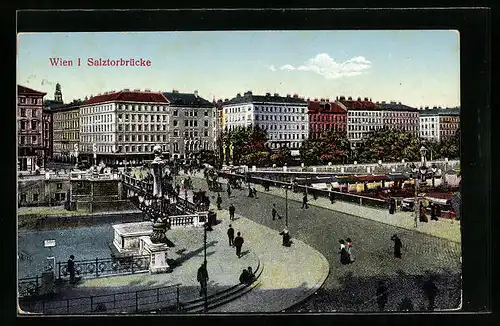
(20, 193), (26, 202)
(173, 130), (179, 137)
(32, 110), (36, 118)
(31, 136), (37, 144)
(57, 183), (62, 190)
(204, 130), (208, 137)
(20, 108), (26, 117)
(173, 110), (178, 116)
(204, 120), (209, 127)
(204, 110), (208, 116)
(20, 121), (26, 130)
(173, 120), (178, 127)
(194, 121), (198, 127)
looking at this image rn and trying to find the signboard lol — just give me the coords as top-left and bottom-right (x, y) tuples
(44, 239), (56, 248)
(93, 143), (97, 152)
(74, 143), (79, 152)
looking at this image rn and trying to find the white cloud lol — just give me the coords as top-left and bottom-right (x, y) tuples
(272, 53), (372, 79)
(267, 65), (277, 71)
(280, 64), (296, 71)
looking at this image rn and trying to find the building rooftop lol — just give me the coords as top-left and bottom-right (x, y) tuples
(162, 91), (214, 108)
(375, 102), (419, 112)
(49, 103), (82, 113)
(308, 101), (347, 114)
(224, 91), (307, 106)
(85, 91), (169, 105)
(18, 85), (47, 96)
(418, 107), (460, 116)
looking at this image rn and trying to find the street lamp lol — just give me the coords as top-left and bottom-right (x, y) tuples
(282, 178), (294, 228)
(410, 146), (429, 228)
(431, 164), (437, 188)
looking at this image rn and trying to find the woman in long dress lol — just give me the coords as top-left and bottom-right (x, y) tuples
(346, 238), (355, 263)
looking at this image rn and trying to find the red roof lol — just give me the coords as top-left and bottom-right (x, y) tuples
(340, 100), (377, 110)
(308, 101), (347, 114)
(18, 85), (46, 96)
(85, 91), (169, 104)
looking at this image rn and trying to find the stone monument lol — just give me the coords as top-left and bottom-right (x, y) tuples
(138, 145), (172, 273)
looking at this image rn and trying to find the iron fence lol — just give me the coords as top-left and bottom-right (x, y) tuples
(19, 284), (182, 314)
(18, 276), (40, 298)
(57, 255), (150, 280)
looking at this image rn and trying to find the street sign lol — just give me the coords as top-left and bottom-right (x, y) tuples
(44, 239), (56, 248)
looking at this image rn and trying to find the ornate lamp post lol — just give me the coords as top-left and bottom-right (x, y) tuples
(431, 164), (437, 188)
(410, 146), (429, 228)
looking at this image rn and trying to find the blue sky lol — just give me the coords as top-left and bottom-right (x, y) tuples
(17, 30), (460, 107)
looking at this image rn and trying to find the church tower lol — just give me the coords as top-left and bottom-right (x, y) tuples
(54, 83), (63, 103)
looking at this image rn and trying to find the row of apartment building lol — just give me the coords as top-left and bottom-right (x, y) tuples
(17, 84), (460, 171)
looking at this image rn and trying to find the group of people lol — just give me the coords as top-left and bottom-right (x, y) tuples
(419, 201), (440, 223)
(338, 238), (355, 264)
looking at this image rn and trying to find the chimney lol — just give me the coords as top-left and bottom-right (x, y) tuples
(370, 98), (372, 102)
(357, 97), (361, 101)
(133, 88), (140, 92)
(307, 97), (310, 101)
(244, 91), (252, 97)
(274, 93), (279, 97)
(340, 96), (345, 101)
(382, 101), (386, 104)
(97, 93), (102, 96)
(236, 93), (241, 98)
(314, 98), (319, 101)
(144, 88), (151, 92)
(293, 94), (298, 98)
(326, 98), (329, 102)
(265, 92), (271, 96)
(194, 90), (199, 98)
(376, 101), (379, 104)
(398, 102), (402, 105)
(224, 98), (228, 102)
(364, 97), (368, 101)
(123, 88), (130, 92)
(348, 96), (352, 100)
(172, 89), (179, 93)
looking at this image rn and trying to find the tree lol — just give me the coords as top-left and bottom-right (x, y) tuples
(357, 128), (422, 163)
(226, 126), (270, 166)
(300, 129), (351, 165)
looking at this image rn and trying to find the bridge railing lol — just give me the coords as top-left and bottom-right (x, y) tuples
(220, 172), (389, 210)
(18, 276), (40, 298)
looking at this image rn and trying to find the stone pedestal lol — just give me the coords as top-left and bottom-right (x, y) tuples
(139, 236), (171, 274)
(112, 222), (153, 255)
(40, 271), (55, 295)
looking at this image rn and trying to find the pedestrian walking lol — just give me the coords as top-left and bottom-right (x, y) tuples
(272, 204), (278, 220)
(435, 204), (442, 218)
(227, 184), (232, 198)
(252, 188), (258, 198)
(389, 198), (396, 214)
(234, 232), (244, 258)
(430, 202), (439, 221)
(67, 255), (75, 284)
(376, 281), (388, 312)
(197, 262), (209, 297)
(338, 240), (350, 265)
(423, 277), (438, 311)
(227, 224), (235, 247)
(391, 234), (403, 259)
(184, 188), (188, 200)
(216, 193), (222, 210)
(229, 204), (235, 221)
(346, 237), (355, 263)
(419, 202), (428, 222)
(329, 190), (335, 204)
(301, 192), (309, 209)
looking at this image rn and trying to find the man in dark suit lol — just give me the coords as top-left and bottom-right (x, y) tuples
(67, 255), (75, 283)
(229, 204), (235, 221)
(227, 224), (235, 247)
(233, 232), (244, 258)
